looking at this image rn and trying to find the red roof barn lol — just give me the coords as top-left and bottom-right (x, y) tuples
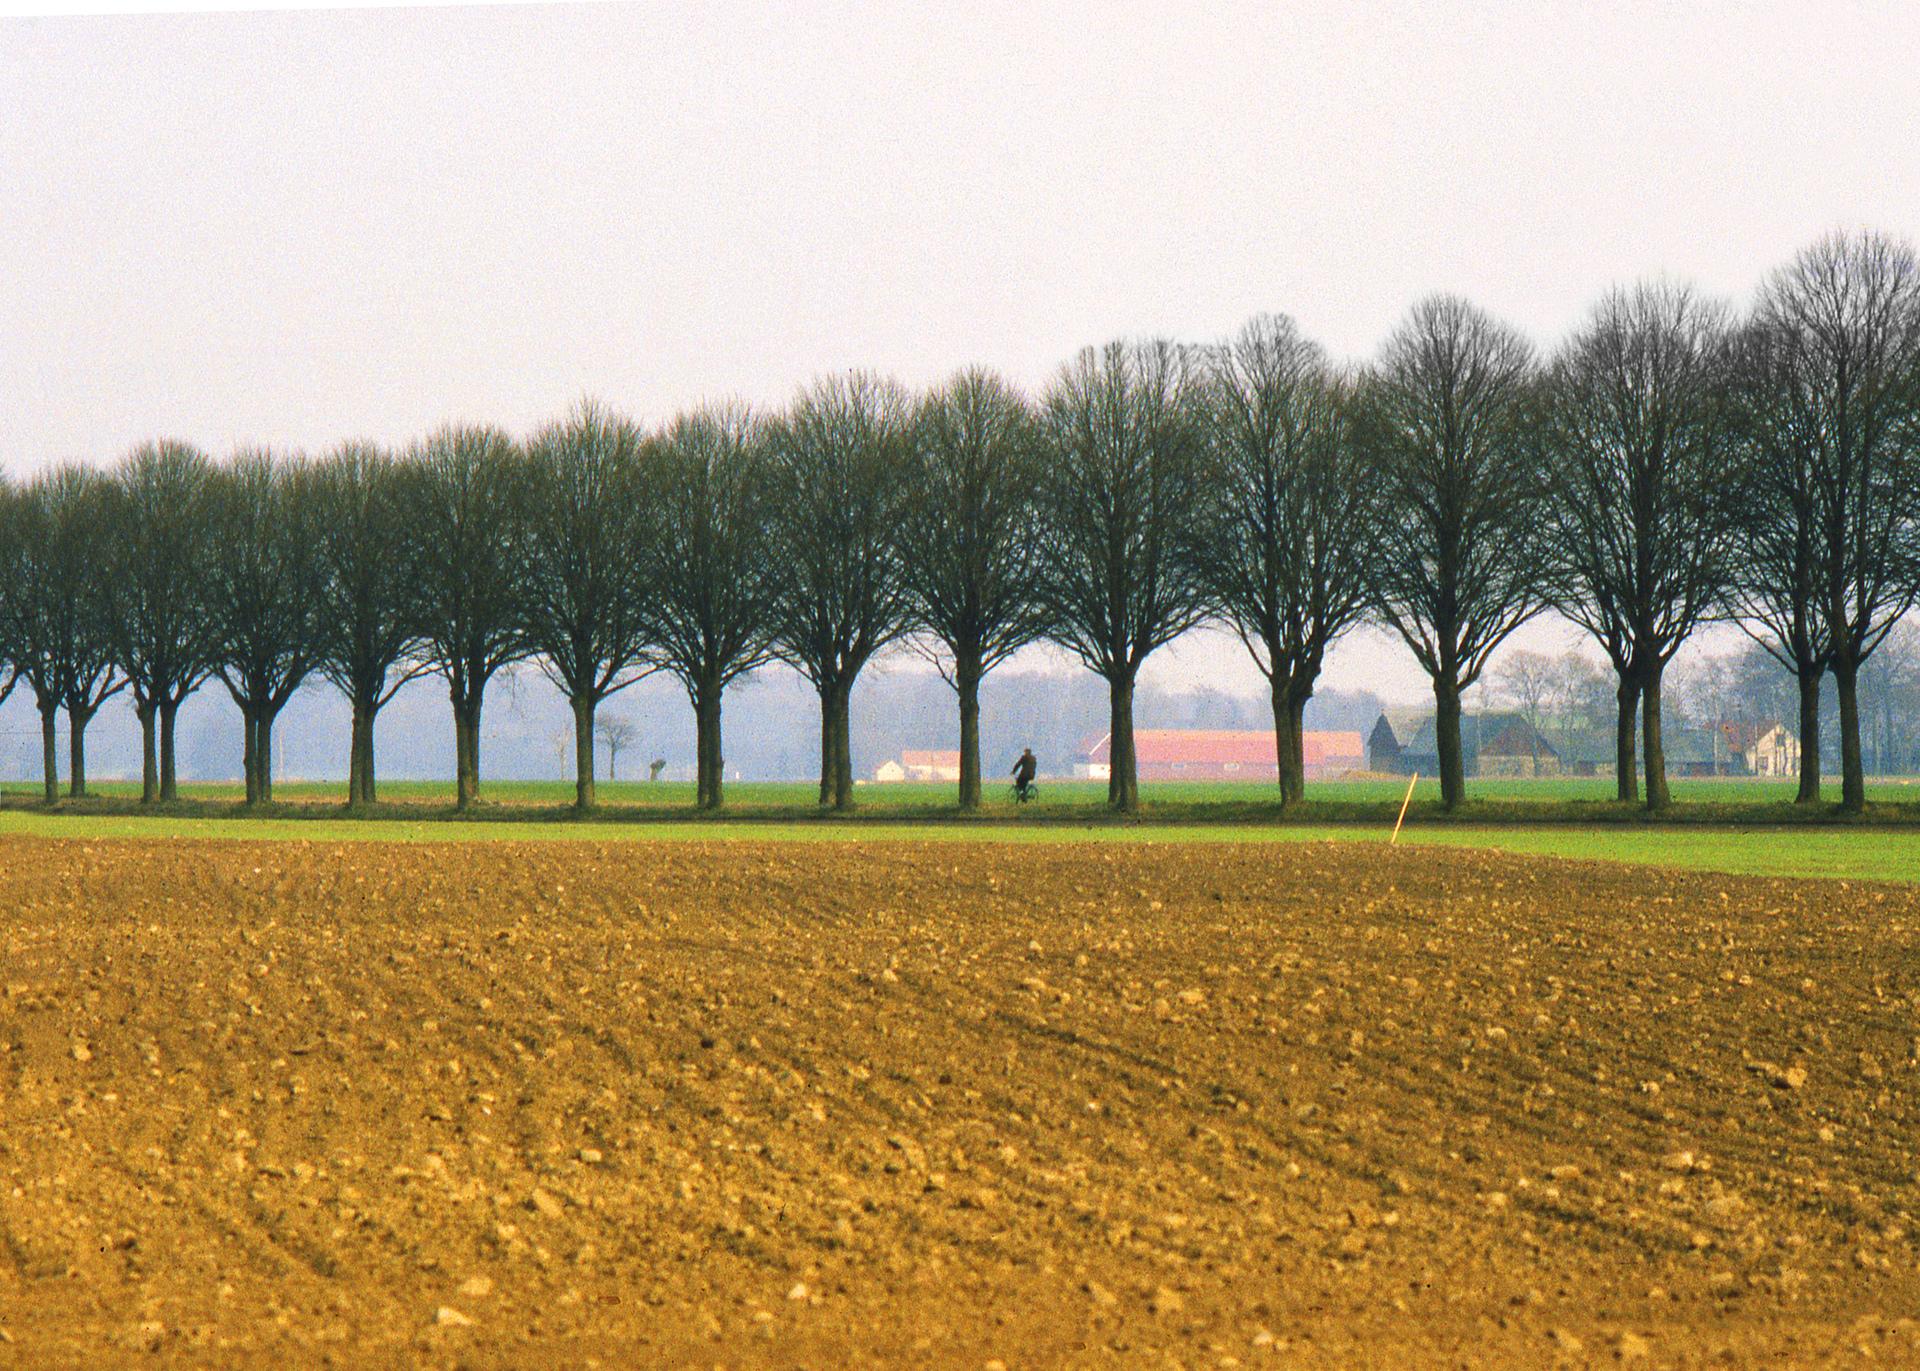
(1078, 729), (1364, 782)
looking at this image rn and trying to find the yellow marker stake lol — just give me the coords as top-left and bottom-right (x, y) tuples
(1390, 772), (1418, 845)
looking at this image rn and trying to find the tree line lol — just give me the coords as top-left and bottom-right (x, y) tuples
(3, 229), (1918, 815)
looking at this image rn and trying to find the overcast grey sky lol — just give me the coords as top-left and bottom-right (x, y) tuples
(4, 1), (1916, 700)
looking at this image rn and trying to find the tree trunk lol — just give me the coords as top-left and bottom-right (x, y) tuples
(1613, 674), (1640, 803)
(138, 700), (158, 804)
(831, 682), (854, 810)
(1290, 691), (1310, 799)
(1795, 665), (1821, 804)
(1642, 663), (1671, 812)
(257, 707), (275, 803)
(361, 707), (377, 805)
(67, 708), (88, 797)
(40, 701), (58, 805)
(241, 704), (259, 805)
(817, 685), (836, 807)
(1270, 676), (1302, 805)
(956, 649), (983, 811)
(1834, 656), (1864, 814)
(160, 697), (181, 802)
(694, 679), (724, 810)
(348, 700), (375, 807)
(1434, 675), (1465, 810)
(572, 694), (596, 811)
(1108, 674), (1138, 812)
(453, 692), (482, 809)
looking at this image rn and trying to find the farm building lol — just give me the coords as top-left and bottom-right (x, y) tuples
(1367, 711), (1558, 777)
(872, 749), (961, 783)
(1076, 729), (1364, 782)
(1724, 721), (1799, 777)
(1370, 713), (1802, 781)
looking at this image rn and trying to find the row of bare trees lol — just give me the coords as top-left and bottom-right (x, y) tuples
(2, 230), (1916, 814)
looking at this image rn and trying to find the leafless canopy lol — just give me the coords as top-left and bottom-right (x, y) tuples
(767, 372), (917, 808)
(1540, 281), (1739, 806)
(107, 441), (220, 802)
(1193, 315), (1380, 802)
(1359, 296), (1545, 807)
(206, 450), (322, 804)
(309, 440), (425, 807)
(899, 368), (1050, 807)
(400, 423), (529, 809)
(1033, 339), (1211, 810)
(645, 403), (783, 808)
(521, 399), (656, 810)
(1733, 230), (1920, 809)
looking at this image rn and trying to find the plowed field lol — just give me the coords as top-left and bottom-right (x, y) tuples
(2, 836), (1917, 1368)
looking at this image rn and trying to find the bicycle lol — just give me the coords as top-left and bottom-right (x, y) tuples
(1010, 780), (1039, 805)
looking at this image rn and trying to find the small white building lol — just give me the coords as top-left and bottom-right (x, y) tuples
(1742, 723), (1800, 778)
(873, 750), (962, 783)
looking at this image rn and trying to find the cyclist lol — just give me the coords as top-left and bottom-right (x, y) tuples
(1010, 748), (1038, 802)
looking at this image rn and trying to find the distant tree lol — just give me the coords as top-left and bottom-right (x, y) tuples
(645, 405), (782, 809)
(1358, 296), (1547, 809)
(1726, 320), (1831, 802)
(1859, 622), (1920, 774)
(111, 441), (219, 803)
(206, 451), (323, 804)
(402, 425), (529, 809)
(1541, 282), (1739, 808)
(1193, 315), (1379, 804)
(1034, 339), (1212, 812)
(599, 715), (637, 781)
(1759, 232), (1920, 812)
(520, 401), (656, 811)
(899, 369), (1049, 809)
(309, 442), (423, 807)
(1491, 648), (1556, 768)
(767, 373), (917, 809)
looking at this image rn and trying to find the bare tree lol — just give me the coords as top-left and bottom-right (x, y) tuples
(402, 425), (528, 809)
(767, 373), (917, 810)
(644, 405), (782, 809)
(1726, 320), (1831, 802)
(111, 441), (219, 802)
(206, 451), (323, 804)
(1492, 648), (1556, 769)
(521, 401), (656, 811)
(1541, 282), (1739, 808)
(599, 715), (636, 780)
(1761, 232), (1920, 812)
(310, 442), (424, 807)
(1860, 622), (1920, 773)
(1193, 315), (1378, 803)
(1358, 296), (1547, 809)
(899, 369), (1049, 809)
(49, 471), (127, 798)
(1034, 339), (1211, 811)
(1, 469), (125, 801)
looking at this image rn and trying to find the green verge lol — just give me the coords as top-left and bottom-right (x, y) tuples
(0, 807), (1913, 885)
(29, 775), (1920, 813)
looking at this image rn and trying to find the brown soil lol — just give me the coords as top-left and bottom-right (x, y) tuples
(1, 837), (1917, 1368)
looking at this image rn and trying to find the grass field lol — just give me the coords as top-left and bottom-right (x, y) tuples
(25, 773), (1920, 810)
(2, 805), (1915, 883)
